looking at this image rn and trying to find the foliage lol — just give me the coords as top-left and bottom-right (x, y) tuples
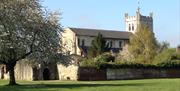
(153, 48), (177, 64)
(80, 53), (114, 69)
(81, 61), (180, 69)
(128, 24), (158, 64)
(116, 45), (134, 62)
(157, 41), (170, 53)
(80, 58), (103, 69)
(94, 53), (115, 62)
(157, 60), (180, 68)
(0, 0), (62, 85)
(81, 53), (180, 69)
(153, 48), (180, 67)
(171, 51), (180, 60)
(88, 33), (110, 57)
(116, 28), (170, 65)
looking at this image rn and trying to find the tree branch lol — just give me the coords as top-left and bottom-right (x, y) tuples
(0, 58), (7, 64)
(15, 51), (32, 62)
(15, 30), (38, 62)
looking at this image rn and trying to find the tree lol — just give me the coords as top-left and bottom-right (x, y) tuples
(157, 41), (170, 53)
(128, 24), (158, 64)
(153, 48), (176, 64)
(0, 0), (62, 85)
(116, 44), (134, 62)
(88, 33), (110, 57)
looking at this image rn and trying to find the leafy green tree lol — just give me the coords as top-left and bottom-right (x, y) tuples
(88, 33), (109, 57)
(0, 0), (62, 85)
(153, 48), (180, 67)
(153, 48), (176, 64)
(128, 24), (158, 64)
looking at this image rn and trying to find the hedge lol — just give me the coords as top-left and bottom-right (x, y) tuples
(80, 60), (180, 69)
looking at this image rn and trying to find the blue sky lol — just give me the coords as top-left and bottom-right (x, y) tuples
(43, 0), (180, 47)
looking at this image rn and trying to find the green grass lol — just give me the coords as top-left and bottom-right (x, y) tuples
(0, 79), (180, 91)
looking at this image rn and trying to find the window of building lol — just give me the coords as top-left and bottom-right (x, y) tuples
(82, 39), (85, 46)
(119, 41), (122, 48)
(129, 24), (131, 31)
(110, 41), (113, 47)
(78, 38), (80, 46)
(132, 24), (134, 31)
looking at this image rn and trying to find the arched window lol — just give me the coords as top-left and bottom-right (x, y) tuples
(129, 24), (131, 31)
(132, 24), (134, 31)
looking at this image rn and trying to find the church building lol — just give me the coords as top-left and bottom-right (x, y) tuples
(62, 28), (131, 56)
(62, 9), (153, 57)
(0, 9), (154, 81)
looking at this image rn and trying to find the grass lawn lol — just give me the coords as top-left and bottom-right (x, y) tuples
(0, 79), (180, 91)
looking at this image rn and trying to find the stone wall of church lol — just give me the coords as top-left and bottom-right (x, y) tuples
(62, 28), (76, 55)
(14, 61), (33, 80)
(0, 65), (9, 80)
(57, 64), (78, 80)
(32, 63), (59, 80)
(0, 62), (33, 80)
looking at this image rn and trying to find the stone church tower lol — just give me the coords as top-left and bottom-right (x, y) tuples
(125, 8), (153, 33)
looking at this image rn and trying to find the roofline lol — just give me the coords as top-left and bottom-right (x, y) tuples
(75, 34), (130, 40)
(66, 27), (132, 33)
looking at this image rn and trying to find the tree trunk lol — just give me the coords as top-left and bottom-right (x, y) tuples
(7, 63), (17, 86)
(9, 67), (17, 85)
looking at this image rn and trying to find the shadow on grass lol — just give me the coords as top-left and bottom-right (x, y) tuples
(0, 82), (156, 90)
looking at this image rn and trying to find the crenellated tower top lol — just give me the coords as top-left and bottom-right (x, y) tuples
(124, 0), (153, 33)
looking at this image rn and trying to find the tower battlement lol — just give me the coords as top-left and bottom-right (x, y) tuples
(140, 15), (153, 20)
(125, 10), (153, 33)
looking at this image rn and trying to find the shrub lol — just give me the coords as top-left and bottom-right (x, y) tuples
(80, 53), (114, 69)
(157, 60), (180, 68)
(94, 53), (115, 62)
(80, 59), (107, 69)
(80, 50), (180, 69)
(171, 52), (180, 60)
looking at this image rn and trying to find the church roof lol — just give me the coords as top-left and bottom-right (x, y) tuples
(69, 27), (132, 39)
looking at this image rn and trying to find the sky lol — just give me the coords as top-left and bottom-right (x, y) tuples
(42, 0), (180, 47)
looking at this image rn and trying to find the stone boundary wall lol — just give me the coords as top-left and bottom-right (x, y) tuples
(107, 68), (180, 80)
(15, 61), (33, 80)
(78, 67), (106, 81)
(0, 62), (33, 80)
(1, 63), (180, 81)
(77, 68), (180, 80)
